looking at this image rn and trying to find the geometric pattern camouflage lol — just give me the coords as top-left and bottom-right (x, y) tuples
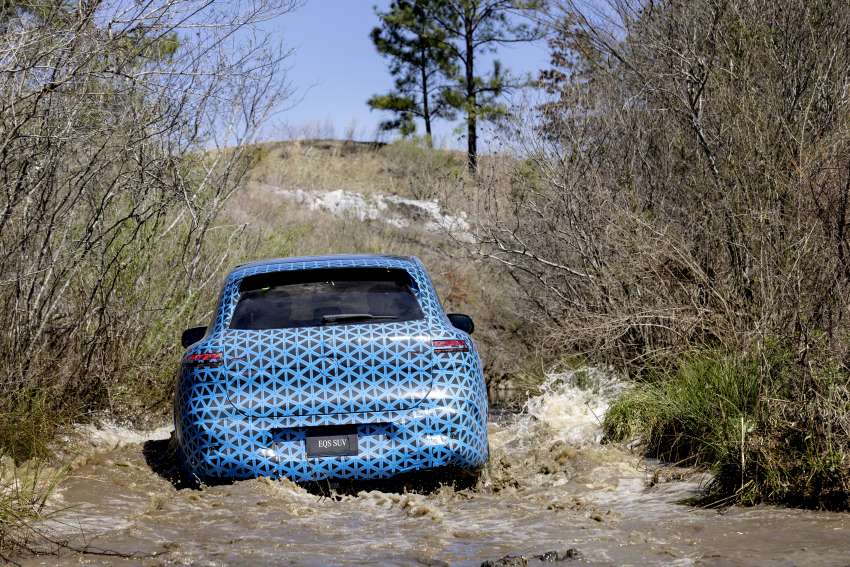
(174, 254), (489, 481)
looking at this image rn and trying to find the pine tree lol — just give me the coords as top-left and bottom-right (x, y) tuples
(368, 0), (456, 144)
(431, 0), (543, 172)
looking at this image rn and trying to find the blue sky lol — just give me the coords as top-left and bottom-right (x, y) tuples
(264, 0), (551, 148)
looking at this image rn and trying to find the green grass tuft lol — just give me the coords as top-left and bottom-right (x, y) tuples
(603, 348), (850, 509)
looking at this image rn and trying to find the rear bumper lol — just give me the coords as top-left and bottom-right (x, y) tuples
(177, 401), (488, 482)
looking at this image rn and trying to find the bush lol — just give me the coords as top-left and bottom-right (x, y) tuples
(604, 347), (850, 508)
(481, 0), (850, 368)
(473, 0), (850, 507)
(0, 2), (293, 461)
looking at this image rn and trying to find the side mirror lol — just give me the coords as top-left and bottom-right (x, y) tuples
(447, 313), (474, 335)
(181, 326), (207, 348)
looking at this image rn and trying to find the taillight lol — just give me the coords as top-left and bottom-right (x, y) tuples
(432, 339), (468, 353)
(183, 352), (223, 365)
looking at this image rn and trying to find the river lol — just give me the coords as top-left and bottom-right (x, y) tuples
(17, 370), (850, 566)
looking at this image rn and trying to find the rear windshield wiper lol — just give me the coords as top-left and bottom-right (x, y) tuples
(321, 313), (399, 325)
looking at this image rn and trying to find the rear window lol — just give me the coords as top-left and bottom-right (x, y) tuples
(229, 268), (424, 330)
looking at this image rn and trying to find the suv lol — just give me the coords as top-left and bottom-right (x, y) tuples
(174, 254), (489, 482)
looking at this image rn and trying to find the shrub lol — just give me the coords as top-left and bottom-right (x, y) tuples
(0, 1), (294, 460)
(481, 0), (850, 370)
(604, 347), (850, 508)
(473, 0), (850, 507)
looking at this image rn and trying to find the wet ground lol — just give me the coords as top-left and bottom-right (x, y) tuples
(16, 372), (850, 566)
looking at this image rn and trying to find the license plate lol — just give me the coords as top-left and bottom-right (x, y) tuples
(305, 427), (358, 458)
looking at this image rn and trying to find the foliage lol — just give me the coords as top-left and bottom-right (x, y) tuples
(604, 351), (763, 466)
(478, 0), (850, 507)
(369, 0), (542, 170)
(369, 0), (457, 141)
(430, 0), (543, 171)
(482, 0), (850, 372)
(604, 348), (850, 509)
(0, 0), (296, 461)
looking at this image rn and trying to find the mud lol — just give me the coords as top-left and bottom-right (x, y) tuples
(16, 370), (850, 566)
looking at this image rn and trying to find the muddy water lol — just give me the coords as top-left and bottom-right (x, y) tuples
(20, 371), (850, 566)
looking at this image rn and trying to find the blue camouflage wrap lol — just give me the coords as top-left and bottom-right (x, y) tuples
(174, 254), (489, 481)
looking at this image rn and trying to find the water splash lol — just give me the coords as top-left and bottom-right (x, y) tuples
(72, 422), (171, 450)
(523, 367), (625, 446)
(490, 367), (625, 456)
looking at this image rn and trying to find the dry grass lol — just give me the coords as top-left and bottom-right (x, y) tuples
(247, 138), (477, 203)
(0, 459), (64, 559)
(249, 140), (399, 195)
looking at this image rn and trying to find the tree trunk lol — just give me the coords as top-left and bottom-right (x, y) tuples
(420, 45), (433, 147)
(464, 15), (477, 173)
